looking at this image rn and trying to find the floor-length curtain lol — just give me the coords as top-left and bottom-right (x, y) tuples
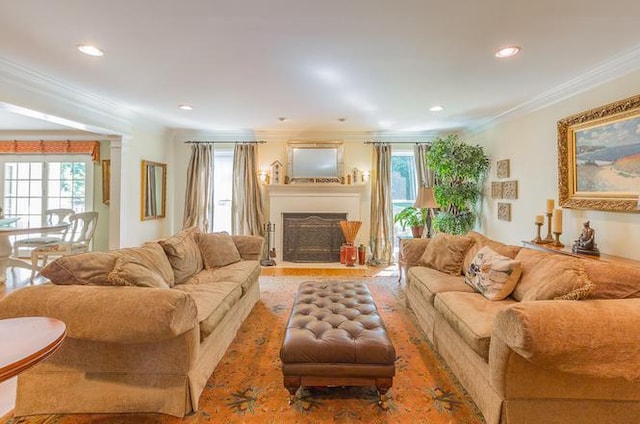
(183, 144), (213, 231)
(368, 144), (393, 265)
(414, 143), (434, 188)
(232, 143), (265, 236)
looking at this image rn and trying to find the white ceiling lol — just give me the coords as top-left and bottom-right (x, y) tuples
(1, 0), (640, 133)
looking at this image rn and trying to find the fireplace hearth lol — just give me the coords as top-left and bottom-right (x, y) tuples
(282, 213), (347, 262)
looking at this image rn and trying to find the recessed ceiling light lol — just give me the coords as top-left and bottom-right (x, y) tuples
(278, 117), (288, 122)
(337, 118), (346, 122)
(178, 104), (193, 111)
(429, 105), (444, 112)
(77, 44), (104, 57)
(495, 46), (521, 58)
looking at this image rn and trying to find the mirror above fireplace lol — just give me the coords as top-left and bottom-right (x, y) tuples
(287, 141), (343, 183)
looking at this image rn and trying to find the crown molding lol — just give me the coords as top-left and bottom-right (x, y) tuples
(0, 57), (162, 135)
(469, 44), (640, 134)
(170, 128), (442, 144)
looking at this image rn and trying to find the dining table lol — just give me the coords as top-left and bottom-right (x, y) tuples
(0, 220), (70, 283)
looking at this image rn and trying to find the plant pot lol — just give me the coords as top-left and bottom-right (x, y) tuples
(411, 226), (424, 238)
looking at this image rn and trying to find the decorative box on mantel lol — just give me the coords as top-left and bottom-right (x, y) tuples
(266, 183), (366, 262)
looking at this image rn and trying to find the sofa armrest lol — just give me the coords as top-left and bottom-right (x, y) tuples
(232, 235), (265, 260)
(492, 299), (640, 381)
(400, 238), (431, 268)
(0, 284), (198, 344)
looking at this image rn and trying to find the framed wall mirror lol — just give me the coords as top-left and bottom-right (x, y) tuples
(287, 141), (344, 183)
(141, 160), (167, 220)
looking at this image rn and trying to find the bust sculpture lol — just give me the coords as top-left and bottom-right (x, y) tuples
(572, 221), (600, 256)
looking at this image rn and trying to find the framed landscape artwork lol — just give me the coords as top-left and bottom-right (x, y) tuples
(558, 94), (640, 212)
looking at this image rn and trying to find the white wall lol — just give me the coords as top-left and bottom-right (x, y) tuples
(116, 128), (173, 247)
(468, 69), (640, 260)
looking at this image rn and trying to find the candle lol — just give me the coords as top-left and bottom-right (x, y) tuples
(552, 209), (563, 233)
(546, 199), (555, 214)
(535, 215), (544, 224)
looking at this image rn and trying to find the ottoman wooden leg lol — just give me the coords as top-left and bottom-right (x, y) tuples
(284, 376), (301, 405)
(376, 377), (393, 410)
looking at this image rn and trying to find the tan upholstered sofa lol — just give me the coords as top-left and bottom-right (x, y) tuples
(0, 227), (264, 417)
(402, 231), (640, 424)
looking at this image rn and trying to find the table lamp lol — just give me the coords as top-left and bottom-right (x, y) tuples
(414, 187), (439, 238)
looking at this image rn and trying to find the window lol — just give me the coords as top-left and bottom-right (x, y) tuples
(211, 149), (233, 233)
(391, 150), (417, 236)
(0, 155), (93, 227)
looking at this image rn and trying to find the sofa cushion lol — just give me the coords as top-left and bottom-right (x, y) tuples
(107, 243), (174, 289)
(420, 233), (474, 275)
(463, 231), (521, 273)
(513, 248), (594, 301)
(435, 291), (517, 360)
(41, 250), (120, 285)
(407, 266), (475, 305)
(173, 281), (242, 340)
(186, 260), (261, 295)
(465, 246), (523, 301)
(584, 261), (640, 299)
(159, 226), (204, 284)
(197, 232), (242, 269)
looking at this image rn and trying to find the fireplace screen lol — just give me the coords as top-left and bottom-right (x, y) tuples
(282, 213), (347, 262)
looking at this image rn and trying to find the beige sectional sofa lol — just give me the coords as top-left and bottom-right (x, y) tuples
(0, 227), (264, 417)
(402, 231), (640, 424)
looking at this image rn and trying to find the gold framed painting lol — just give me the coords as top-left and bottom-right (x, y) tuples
(558, 94), (640, 212)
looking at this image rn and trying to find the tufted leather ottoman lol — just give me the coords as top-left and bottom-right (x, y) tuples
(280, 280), (396, 405)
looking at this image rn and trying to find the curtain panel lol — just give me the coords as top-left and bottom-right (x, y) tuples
(231, 143), (265, 236)
(414, 143), (434, 188)
(368, 144), (393, 265)
(183, 144), (213, 231)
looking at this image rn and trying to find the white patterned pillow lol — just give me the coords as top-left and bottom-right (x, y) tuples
(464, 246), (523, 301)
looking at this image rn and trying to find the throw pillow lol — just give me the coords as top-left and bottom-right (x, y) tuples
(464, 246), (523, 300)
(107, 242), (174, 288)
(420, 233), (474, 275)
(463, 231), (521, 273)
(41, 251), (120, 286)
(159, 226), (204, 284)
(512, 248), (594, 301)
(107, 256), (170, 288)
(197, 232), (242, 269)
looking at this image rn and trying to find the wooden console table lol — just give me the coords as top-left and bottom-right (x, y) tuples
(521, 241), (640, 268)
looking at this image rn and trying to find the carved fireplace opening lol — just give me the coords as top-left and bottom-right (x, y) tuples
(282, 213), (347, 262)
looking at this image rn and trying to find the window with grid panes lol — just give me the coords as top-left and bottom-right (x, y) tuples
(0, 155), (93, 227)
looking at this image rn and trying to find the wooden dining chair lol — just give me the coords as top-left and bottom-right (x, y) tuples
(13, 208), (75, 258)
(30, 211), (99, 282)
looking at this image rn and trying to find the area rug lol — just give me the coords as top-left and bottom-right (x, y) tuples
(2, 276), (484, 424)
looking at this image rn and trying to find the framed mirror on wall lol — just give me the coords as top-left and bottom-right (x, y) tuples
(141, 160), (167, 220)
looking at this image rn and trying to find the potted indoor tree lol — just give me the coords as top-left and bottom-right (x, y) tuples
(393, 206), (428, 238)
(426, 134), (489, 235)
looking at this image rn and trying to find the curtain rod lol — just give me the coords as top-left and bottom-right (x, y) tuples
(364, 141), (431, 145)
(185, 140), (266, 144)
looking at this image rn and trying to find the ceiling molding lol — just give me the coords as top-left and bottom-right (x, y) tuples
(171, 128), (440, 144)
(0, 57), (161, 134)
(469, 43), (640, 134)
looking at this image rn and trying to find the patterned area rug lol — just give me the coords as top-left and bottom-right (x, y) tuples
(2, 276), (484, 424)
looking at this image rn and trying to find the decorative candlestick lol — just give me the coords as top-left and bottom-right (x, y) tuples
(552, 232), (564, 247)
(532, 222), (544, 244)
(543, 212), (553, 243)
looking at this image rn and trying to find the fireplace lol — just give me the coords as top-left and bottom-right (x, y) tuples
(282, 213), (347, 262)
